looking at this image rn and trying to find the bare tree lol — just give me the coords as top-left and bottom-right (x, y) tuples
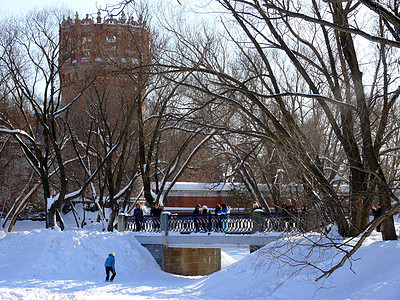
(146, 0), (400, 282)
(0, 9), (122, 229)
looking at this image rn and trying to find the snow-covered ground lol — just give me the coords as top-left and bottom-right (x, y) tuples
(1, 214), (400, 299)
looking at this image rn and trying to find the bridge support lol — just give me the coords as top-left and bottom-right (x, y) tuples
(160, 211), (170, 234)
(120, 212), (222, 276)
(250, 210), (266, 252)
(142, 244), (163, 266)
(252, 210), (265, 233)
(141, 244), (221, 275)
(163, 246), (221, 276)
(117, 214), (125, 232)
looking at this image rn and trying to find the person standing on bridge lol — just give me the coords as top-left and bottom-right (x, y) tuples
(150, 203), (163, 216)
(150, 203), (163, 231)
(193, 204), (201, 214)
(201, 205), (209, 231)
(193, 204), (201, 232)
(217, 203), (229, 232)
(105, 252), (116, 282)
(133, 203), (144, 231)
(217, 203), (229, 215)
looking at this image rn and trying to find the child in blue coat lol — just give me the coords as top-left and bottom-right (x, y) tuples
(105, 252), (116, 282)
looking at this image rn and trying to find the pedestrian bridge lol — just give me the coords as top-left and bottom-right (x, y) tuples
(119, 210), (305, 235)
(118, 211), (307, 276)
(132, 232), (280, 248)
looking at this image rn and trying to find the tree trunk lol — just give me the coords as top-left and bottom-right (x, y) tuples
(107, 200), (118, 232)
(380, 192), (398, 240)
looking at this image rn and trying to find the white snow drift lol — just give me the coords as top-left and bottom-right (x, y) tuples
(1, 219), (400, 299)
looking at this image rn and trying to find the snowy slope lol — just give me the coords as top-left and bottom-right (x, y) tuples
(202, 233), (400, 300)
(1, 219), (400, 299)
(0, 229), (159, 281)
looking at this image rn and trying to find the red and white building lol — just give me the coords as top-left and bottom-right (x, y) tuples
(152, 182), (276, 213)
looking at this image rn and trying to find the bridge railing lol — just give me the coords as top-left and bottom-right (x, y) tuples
(125, 215), (161, 233)
(259, 211), (306, 232)
(167, 213), (255, 234)
(121, 211), (306, 234)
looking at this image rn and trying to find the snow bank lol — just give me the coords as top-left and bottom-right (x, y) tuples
(0, 229), (159, 282)
(0, 226), (247, 299)
(1, 219), (400, 299)
(203, 228), (400, 300)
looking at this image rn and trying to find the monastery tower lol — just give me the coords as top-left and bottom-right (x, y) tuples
(59, 11), (149, 117)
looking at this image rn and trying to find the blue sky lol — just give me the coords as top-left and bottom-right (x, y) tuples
(1, 0), (122, 16)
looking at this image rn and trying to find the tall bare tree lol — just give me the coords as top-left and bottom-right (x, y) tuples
(150, 0), (400, 281)
(0, 10), (120, 229)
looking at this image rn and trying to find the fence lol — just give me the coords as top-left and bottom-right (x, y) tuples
(121, 211), (306, 234)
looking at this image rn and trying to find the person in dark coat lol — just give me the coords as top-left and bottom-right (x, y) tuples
(192, 204), (201, 232)
(133, 203), (144, 231)
(371, 203), (383, 232)
(150, 203), (163, 216)
(105, 252), (116, 282)
(193, 204), (201, 214)
(202, 205), (208, 214)
(150, 203), (163, 231)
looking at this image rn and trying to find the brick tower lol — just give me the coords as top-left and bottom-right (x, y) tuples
(59, 11), (149, 118)
(58, 11), (149, 199)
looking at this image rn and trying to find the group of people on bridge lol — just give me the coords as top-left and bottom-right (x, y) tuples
(133, 202), (163, 231)
(191, 203), (231, 232)
(131, 202), (233, 232)
(192, 203), (230, 216)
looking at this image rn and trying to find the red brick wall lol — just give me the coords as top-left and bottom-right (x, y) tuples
(59, 12), (150, 108)
(164, 196), (228, 209)
(164, 195), (275, 210)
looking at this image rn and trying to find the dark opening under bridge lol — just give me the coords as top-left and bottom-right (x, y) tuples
(118, 211), (308, 276)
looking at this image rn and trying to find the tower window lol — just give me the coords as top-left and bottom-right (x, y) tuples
(82, 36), (92, 49)
(106, 36), (116, 43)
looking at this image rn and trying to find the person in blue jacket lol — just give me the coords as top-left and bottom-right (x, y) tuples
(105, 252), (116, 282)
(217, 203), (230, 232)
(217, 203), (229, 215)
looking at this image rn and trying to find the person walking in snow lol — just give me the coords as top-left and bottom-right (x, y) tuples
(105, 252), (116, 282)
